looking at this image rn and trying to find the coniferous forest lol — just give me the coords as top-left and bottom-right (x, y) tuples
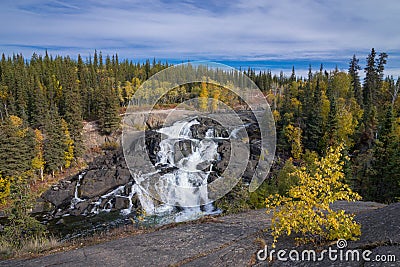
(0, 48), (399, 210)
(0, 51), (166, 194)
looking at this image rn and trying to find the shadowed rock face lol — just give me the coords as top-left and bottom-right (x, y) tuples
(80, 168), (131, 199)
(38, 148), (135, 221)
(41, 181), (76, 208)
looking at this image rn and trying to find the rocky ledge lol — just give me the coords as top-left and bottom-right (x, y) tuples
(36, 149), (134, 221)
(2, 201), (398, 267)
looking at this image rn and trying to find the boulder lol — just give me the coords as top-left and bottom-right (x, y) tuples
(191, 119), (229, 139)
(42, 181), (76, 207)
(54, 208), (69, 218)
(31, 197), (54, 214)
(80, 169), (130, 199)
(114, 197), (130, 210)
(55, 218), (65, 225)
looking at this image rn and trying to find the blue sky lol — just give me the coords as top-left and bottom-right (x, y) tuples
(1, 0), (400, 76)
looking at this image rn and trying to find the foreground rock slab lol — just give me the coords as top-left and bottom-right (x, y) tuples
(2, 201), (398, 267)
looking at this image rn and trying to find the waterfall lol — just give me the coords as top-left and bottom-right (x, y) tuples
(137, 118), (221, 221)
(68, 118), (224, 222)
(154, 120), (216, 203)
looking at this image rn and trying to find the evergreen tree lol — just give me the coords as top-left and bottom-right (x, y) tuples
(43, 107), (66, 175)
(290, 66), (296, 82)
(363, 49), (387, 110)
(98, 81), (120, 135)
(14, 54), (29, 122)
(62, 68), (84, 157)
(363, 48), (377, 110)
(365, 105), (399, 202)
(29, 77), (48, 128)
(348, 55), (362, 106)
(358, 49), (387, 150)
(304, 79), (323, 153)
(93, 50), (98, 70)
(0, 116), (34, 177)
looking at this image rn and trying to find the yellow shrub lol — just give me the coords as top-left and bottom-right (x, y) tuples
(265, 144), (361, 246)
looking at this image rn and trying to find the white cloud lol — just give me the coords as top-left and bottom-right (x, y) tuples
(0, 0), (399, 75)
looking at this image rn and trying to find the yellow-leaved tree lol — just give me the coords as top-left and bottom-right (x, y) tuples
(199, 82), (209, 111)
(61, 119), (74, 168)
(284, 124), (303, 160)
(0, 173), (10, 205)
(211, 88), (220, 112)
(265, 144), (361, 246)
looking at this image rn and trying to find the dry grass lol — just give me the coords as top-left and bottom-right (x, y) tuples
(22, 237), (61, 254)
(0, 236), (61, 260)
(0, 223), (151, 261)
(1, 213), (228, 261)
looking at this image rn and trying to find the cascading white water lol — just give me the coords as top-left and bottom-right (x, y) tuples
(139, 119), (221, 221)
(70, 172), (85, 209)
(90, 185), (125, 214)
(68, 118), (226, 222)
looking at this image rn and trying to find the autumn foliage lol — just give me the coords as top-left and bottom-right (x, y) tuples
(265, 144), (362, 246)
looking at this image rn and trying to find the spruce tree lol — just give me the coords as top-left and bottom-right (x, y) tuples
(43, 107), (66, 174)
(290, 66), (296, 82)
(14, 54), (29, 122)
(304, 79), (323, 153)
(363, 48), (377, 111)
(348, 55), (362, 106)
(358, 49), (388, 148)
(29, 77), (48, 128)
(0, 116), (34, 177)
(98, 81), (120, 135)
(366, 105), (399, 202)
(62, 66), (84, 157)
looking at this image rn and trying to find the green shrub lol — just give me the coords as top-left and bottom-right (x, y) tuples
(0, 174), (48, 258)
(214, 180), (251, 214)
